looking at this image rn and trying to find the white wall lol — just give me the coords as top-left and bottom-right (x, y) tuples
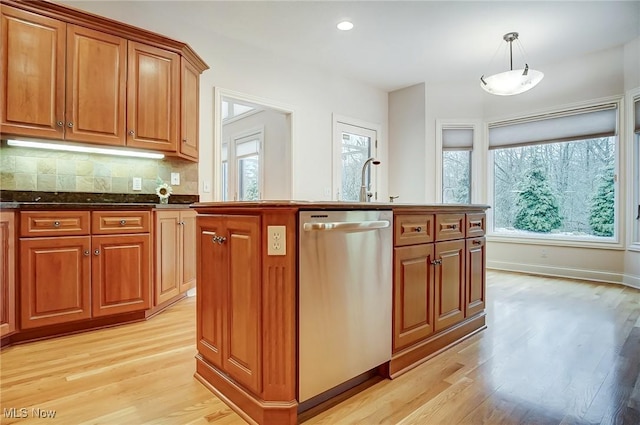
(62, 1), (389, 202)
(388, 84), (426, 203)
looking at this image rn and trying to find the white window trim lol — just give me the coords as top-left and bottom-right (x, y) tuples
(332, 114), (382, 201)
(486, 95), (625, 249)
(627, 87), (640, 252)
(435, 119), (483, 203)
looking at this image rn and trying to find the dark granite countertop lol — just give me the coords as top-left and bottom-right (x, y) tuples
(0, 190), (198, 210)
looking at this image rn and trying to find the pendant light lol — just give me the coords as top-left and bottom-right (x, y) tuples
(480, 32), (544, 96)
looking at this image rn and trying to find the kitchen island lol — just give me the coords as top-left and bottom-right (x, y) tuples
(192, 201), (489, 425)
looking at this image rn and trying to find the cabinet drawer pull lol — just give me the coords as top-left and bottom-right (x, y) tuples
(120, 219), (127, 226)
(445, 223), (458, 230)
(53, 221), (61, 228)
(470, 221), (482, 228)
(93, 249), (100, 256)
(415, 226), (422, 232)
(83, 250), (90, 256)
(472, 239), (482, 245)
(431, 259), (442, 266)
(183, 138), (188, 143)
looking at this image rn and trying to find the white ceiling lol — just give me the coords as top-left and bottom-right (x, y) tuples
(63, 1), (640, 92)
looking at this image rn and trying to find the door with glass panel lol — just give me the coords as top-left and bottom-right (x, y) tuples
(221, 131), (263, 201)
(335, 122), (377, 201)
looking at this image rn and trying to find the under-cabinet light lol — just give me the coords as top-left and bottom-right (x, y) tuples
(6, 139), (165, 159)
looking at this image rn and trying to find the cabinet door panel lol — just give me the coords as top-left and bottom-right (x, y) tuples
(180, 58), (199, 160)
(434, 240), (465, 332)
(127, 42), (179, 151)
(180, 210), (197, 293)
(197, 218), (226, 368)
(155, 211), (181, 305)
(91, 234), (150, 316)
(393, 244), (435, 352)
(20, 236), (91, 329)
(0, 212), (16, 337)
(466, 237), (486, 317)
(65, 25), (126, 145)
(224, 216), (262, 395)
(1, 6), (65, 138)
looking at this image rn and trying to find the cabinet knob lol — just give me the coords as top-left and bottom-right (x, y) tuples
(415, 226), (422, 232)
(93, 249), (100, 256)
(56, 121), (64, 127)
(128, 130), (135, 136)
(120, 219), (126, 226)
(83, 250), (90, 256)
(211, 235), (227, 245)
(67, 122), (74, 128)
(182, 138), (188, 143)
(472, 239), (482, 245)
(53, 221), (61, 228)
(430, 259), (442, 266)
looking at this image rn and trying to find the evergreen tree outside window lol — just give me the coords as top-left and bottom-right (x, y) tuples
(490, 102), (618, 241)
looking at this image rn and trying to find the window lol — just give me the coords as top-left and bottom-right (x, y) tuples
(442, 128), (472, 203)
(333, 120), (378, 201)
(221, 130), (263, 201)
(634, 95), (640, 243)
(490, 102), (619, 241)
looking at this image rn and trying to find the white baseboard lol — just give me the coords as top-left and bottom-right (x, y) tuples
(487, 260), (633, 286)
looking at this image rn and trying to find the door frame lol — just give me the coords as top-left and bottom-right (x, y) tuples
(332, 114), (381, 201)
(213, 87), (294, 201)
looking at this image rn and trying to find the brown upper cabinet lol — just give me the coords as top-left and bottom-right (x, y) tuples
(0, 1), (208, 161)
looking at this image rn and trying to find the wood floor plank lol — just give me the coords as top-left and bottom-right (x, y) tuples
(2, 271), (640, 424)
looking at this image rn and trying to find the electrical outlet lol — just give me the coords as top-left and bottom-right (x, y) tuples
(171, 172), (180, 185)
(267, 225), (286, 256)
(132, 177), (142, 191)
(203, 181), (211, 193)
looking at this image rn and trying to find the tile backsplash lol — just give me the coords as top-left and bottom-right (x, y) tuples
(0, 141), (198, 195)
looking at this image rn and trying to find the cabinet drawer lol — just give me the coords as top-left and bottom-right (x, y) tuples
(92, 211), (150, 234)
(394, 214), (434, 246)
(435, 214), (465, 241)
(20, 211), (90, 237)
(466, 213), (486, 238)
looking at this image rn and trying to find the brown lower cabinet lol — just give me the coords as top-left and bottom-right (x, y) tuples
(19, 210), (151, 329)
(390, 211), (486, 377)
(0, 211), (16, 337)
(197, 214), (262, 395)
(154, 209), (196, 306)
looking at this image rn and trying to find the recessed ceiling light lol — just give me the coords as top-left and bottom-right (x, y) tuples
(337, 21), (354, 31)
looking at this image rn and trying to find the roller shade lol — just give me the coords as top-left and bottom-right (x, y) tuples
(489, 103), (618, 149)
(442, 128), (473, 151)
(635, 96), (640, 134)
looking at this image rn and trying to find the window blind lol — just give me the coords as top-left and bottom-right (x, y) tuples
(442, 128), (473, 151)
(489, 103), (618, 149)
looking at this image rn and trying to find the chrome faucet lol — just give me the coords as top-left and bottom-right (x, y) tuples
(359, 157), (380, 202)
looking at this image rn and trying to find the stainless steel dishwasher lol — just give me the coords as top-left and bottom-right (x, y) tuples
(298, 209), (392, 405)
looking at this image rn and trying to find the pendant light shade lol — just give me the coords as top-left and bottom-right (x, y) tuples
(480, 32), (544, 96)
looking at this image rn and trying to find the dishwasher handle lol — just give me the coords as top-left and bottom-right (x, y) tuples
(303, 220), (390, 232)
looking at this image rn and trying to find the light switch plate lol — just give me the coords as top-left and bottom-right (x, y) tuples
(132, 177), (142, 191)
(267, 225), (286, 256)
(170, 172), (180, 185)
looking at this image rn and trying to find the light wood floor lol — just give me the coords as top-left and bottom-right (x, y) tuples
(2, 270), (640, 424)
